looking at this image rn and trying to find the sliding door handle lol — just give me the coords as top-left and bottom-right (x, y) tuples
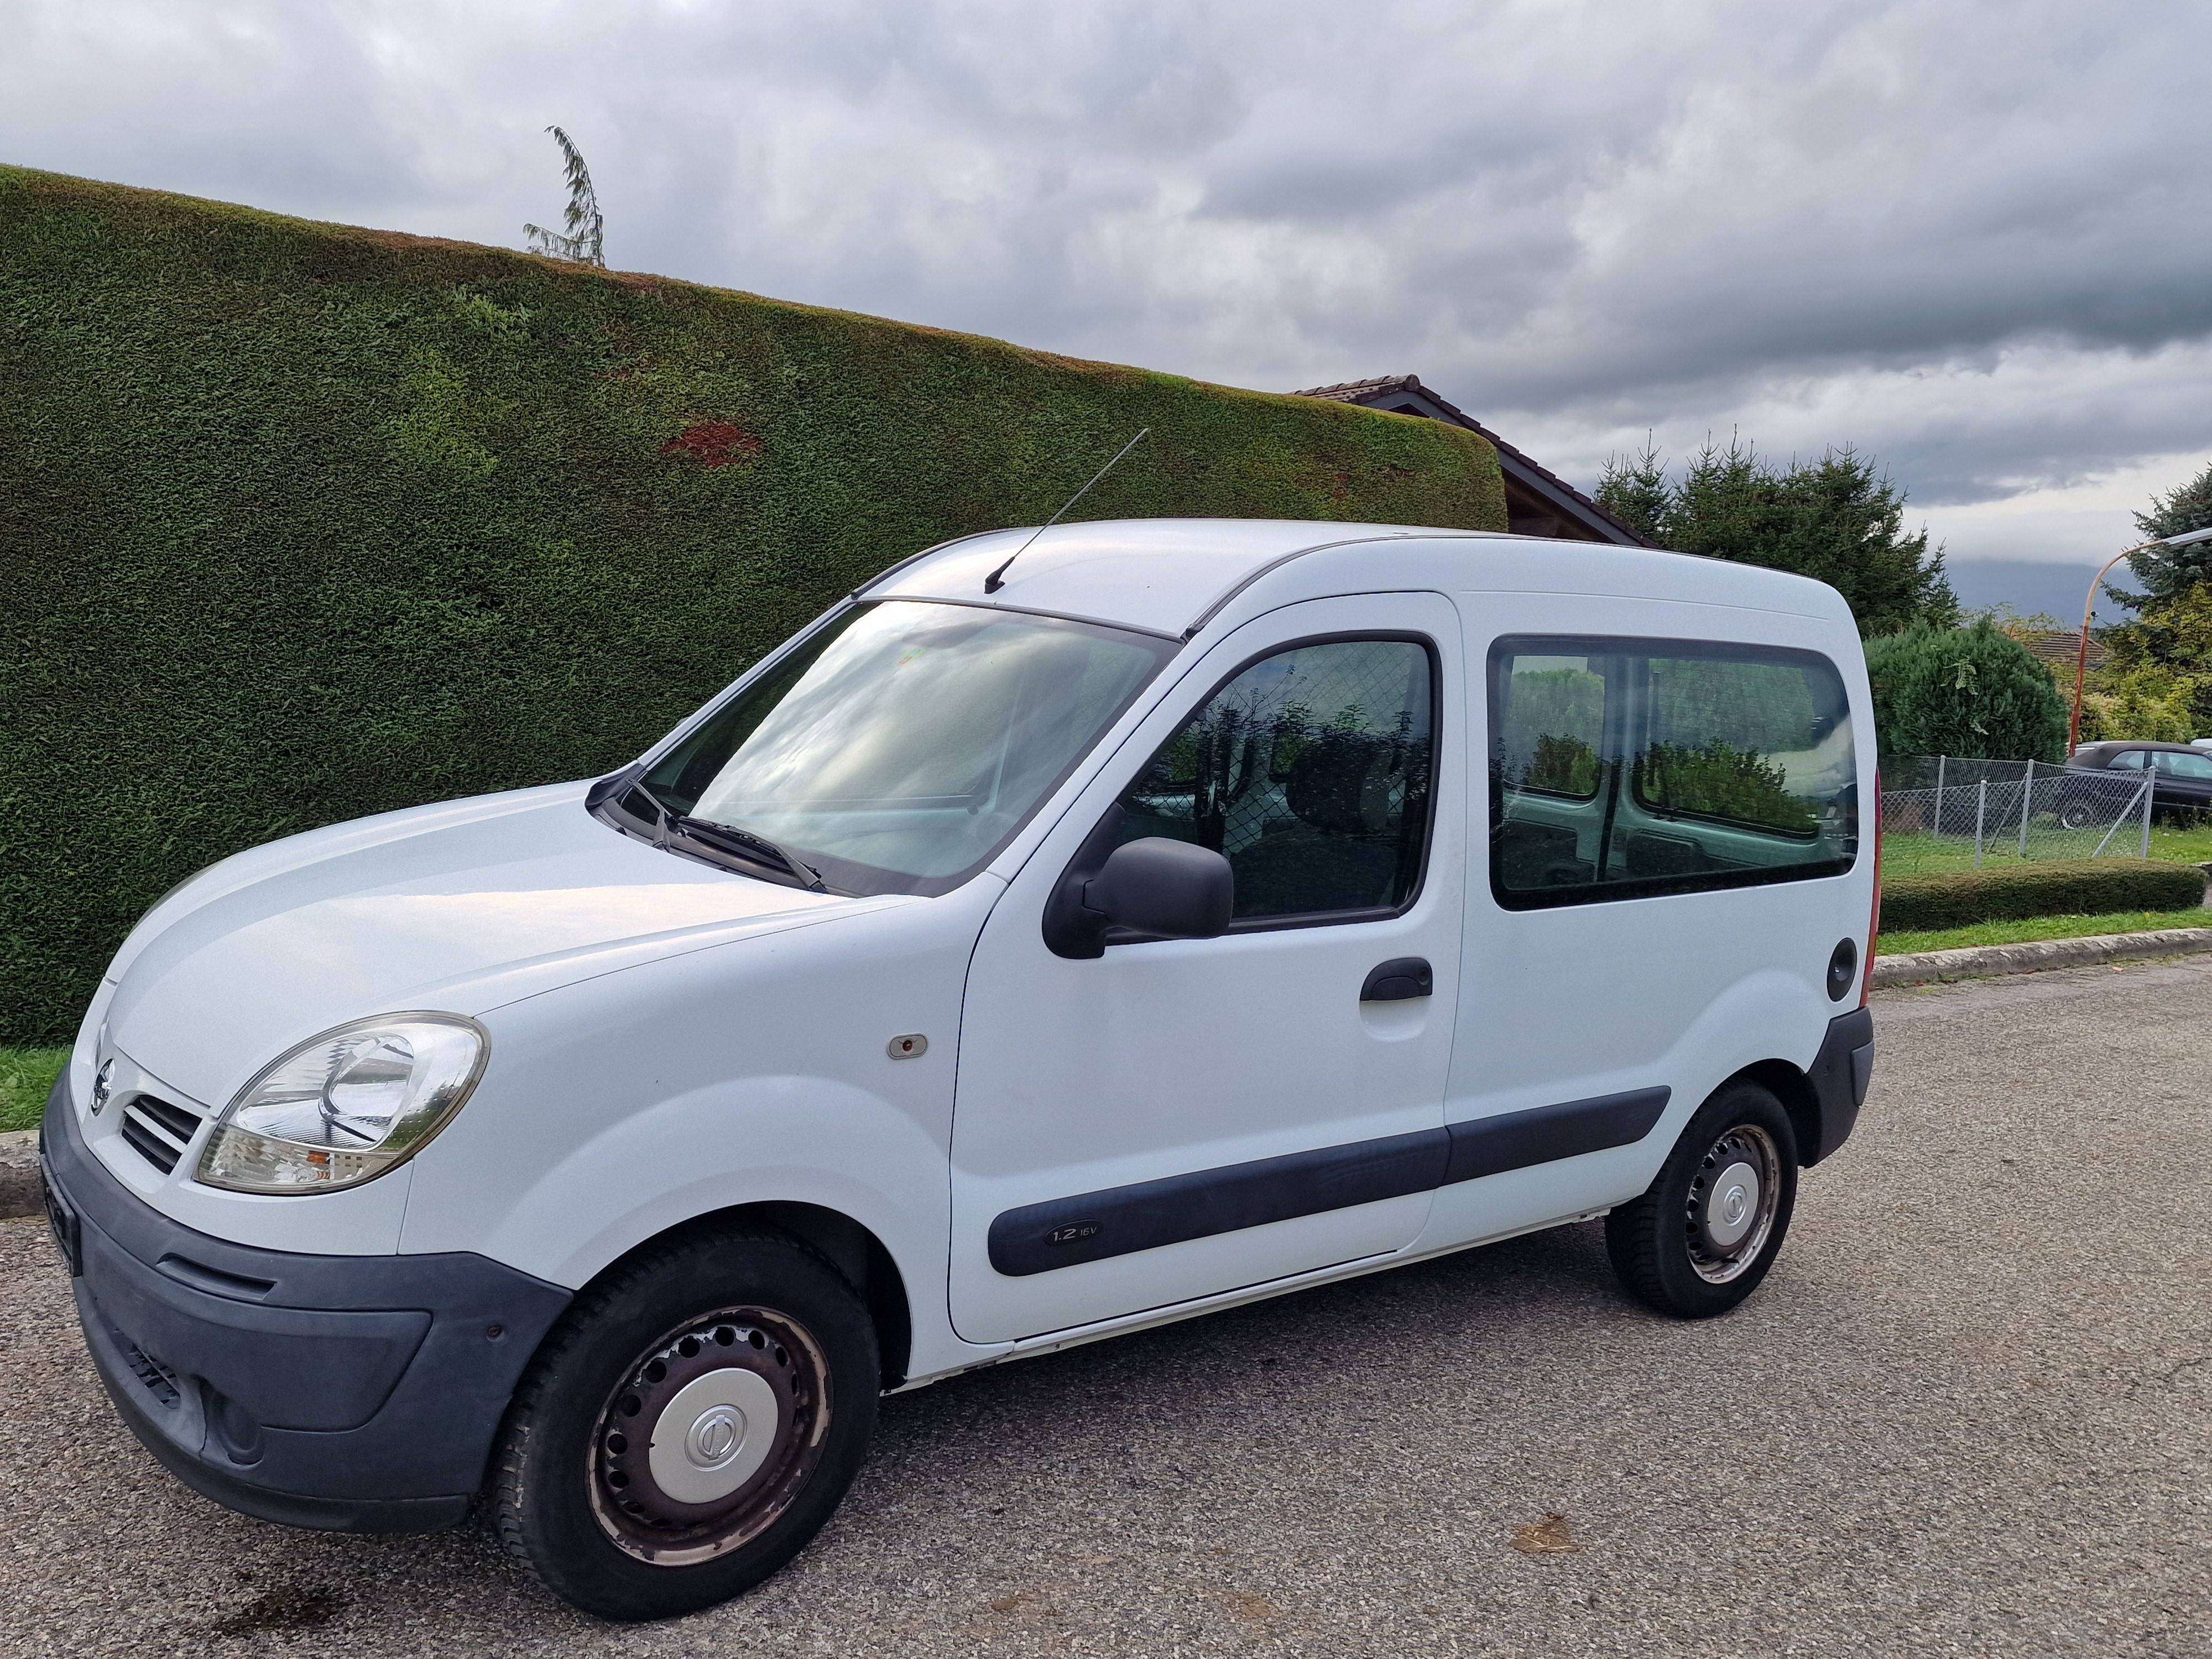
(1360, 957), (1433, 1002)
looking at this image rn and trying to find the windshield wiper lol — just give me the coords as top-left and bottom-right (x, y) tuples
(675, 815), (831, 894)
(616, 781), (830, 894)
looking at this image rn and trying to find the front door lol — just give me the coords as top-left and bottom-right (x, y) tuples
(950, 594), (1467, 1344)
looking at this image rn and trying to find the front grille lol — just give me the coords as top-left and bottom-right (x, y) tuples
(118, 1094), (202, 1175)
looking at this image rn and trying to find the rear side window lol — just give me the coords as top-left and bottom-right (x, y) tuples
(1117, 637), (1436, 924)
(1490, 636), (1857, 909)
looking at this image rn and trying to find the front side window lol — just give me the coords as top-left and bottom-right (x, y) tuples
(1115, 637), (1436, 923)
(621, 601), (1176, 896)
(2152, 750), (2212, 778)
(1491, 636), (1856, 908)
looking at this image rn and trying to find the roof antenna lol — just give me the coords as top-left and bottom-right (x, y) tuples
(983, 428), (1149, 594)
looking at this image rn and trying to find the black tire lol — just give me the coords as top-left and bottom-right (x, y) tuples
(2058, 797), (2098, 832)
(493, 1227), (879, 1621)
(1605, 1083), (1799, 1319)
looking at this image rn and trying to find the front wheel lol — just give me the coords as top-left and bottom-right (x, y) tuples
(1606, 1083), (1798, 1318)
(493, 1228), (879, 1620)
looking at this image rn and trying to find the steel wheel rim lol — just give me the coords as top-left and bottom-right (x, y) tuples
(586, 1305), (832, 1567)
(1684, 1123), (1781, 1285)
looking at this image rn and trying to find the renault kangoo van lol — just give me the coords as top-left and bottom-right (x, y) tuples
(42, 519), (1877, 1619)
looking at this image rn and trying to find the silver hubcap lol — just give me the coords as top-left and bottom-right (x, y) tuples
(1685, 1125), (1781, 1284)
(649, 1368), (782, 1505)
(1703, 1159), (1761, 1250)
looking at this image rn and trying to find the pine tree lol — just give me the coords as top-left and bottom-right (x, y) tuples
(1596, 436), (1956, 637)
(523, 126), (606, 268)
(1593, 435), (1668, 543)
(2110, 459), (2212, 607)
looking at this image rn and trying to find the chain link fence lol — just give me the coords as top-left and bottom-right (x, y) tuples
(1880, 754), (2158, 873)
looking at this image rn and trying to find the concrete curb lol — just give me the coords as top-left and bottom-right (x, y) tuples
(1872, 926), (2212, 988)
(1, 1130), (42, 1223)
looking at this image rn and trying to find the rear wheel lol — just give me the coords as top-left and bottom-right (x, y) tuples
(493, 1228), (878, 1620)
(2058, 796), (2098, 831)
(1606, 1084), (1798, 1318)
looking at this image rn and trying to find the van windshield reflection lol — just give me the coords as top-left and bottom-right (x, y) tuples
(611, 602), (1176, 897)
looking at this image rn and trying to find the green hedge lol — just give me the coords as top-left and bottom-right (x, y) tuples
(1879, 860), (2208, 934)
(0, 166), (1507, 1043)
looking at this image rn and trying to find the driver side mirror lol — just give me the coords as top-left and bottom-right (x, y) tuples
(1042, 815), (1235, 959)
(1087, 837), (1234, 940)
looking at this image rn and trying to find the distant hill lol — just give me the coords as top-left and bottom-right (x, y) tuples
(0, 165), (1505, 1041)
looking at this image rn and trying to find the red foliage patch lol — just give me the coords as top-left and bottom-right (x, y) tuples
(661, 421), (763, 467)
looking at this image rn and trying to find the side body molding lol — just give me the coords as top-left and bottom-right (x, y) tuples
(988, 1087), (1669, 1276)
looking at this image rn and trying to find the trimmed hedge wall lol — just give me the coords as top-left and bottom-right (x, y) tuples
(0, 166), (1507, 1043)
(1879, 860), (2208, 933)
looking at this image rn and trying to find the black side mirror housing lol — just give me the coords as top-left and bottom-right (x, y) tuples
(1042, 813), (1235, 959)
(1086, 838), (1234, 940)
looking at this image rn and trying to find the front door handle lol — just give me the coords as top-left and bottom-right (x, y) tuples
(1360, 957), (1433, 1002)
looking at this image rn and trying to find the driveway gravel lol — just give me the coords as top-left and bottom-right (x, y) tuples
(4, 957), (2208, 1657)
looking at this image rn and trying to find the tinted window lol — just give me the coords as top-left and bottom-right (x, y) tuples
(1491, 637), (1856, 907)
(1117, 638), (1436, 922)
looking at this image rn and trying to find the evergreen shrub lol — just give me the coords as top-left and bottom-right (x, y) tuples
(1864, 619), (2069, 764)
(1878, 859), (2206, 933)
(0, 166), (1507, 1042)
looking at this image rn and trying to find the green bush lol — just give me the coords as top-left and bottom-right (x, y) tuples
(1878, 859), (2208, 933)
(0, 167), (1507, 1044)
(1864, 618), (2069, 764)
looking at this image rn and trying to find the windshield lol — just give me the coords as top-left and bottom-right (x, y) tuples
(620, 601), (1177, 896)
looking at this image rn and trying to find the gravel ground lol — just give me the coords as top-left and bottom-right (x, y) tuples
(4, 959), (2208, 1657)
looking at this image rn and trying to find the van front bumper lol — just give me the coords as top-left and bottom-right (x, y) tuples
(39, 1072), (571, 1533)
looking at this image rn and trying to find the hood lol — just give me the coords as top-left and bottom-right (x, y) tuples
(105, 781), (888, 1109)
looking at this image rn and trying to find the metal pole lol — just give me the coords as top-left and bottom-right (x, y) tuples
(2018, 758), (2034, 858)
(1934, 755), (1945, 838)
(2073, 528), (2212, 752)
(2142, 763), (2156, 858)
(1974, 777), (1987, 870)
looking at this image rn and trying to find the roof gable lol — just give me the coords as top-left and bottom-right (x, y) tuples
(1294, 374), (1651, 548)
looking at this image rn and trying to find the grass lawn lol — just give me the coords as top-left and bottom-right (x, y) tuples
(1, 1046), (67, 1135)
(1879, 817), (2212, 879)
(1878, 907), (2212, 957)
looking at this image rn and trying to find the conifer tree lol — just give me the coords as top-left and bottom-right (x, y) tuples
(1597, 436), (1955, 637)
(2110, 458), (2212, 607)
(523, 126), (606, 268)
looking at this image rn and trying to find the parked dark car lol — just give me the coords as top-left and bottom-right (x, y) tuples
(2060, 740), (2212, 827)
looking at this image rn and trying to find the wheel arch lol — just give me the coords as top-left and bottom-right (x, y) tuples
(1729, 1058), (1820, 1168)
(577, 1202), (914, 1392)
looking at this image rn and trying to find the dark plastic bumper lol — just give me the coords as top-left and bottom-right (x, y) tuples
(1802, 1006), (1875, 1165)
(40, 1071), (571, 1533)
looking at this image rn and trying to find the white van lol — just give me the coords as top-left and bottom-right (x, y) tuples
(41, 519), (1876, 1620)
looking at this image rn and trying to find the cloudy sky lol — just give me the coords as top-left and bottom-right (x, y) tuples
(7, 0), (2206, 619)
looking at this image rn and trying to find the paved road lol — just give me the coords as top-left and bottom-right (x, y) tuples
(6, 959), (2209, 1658)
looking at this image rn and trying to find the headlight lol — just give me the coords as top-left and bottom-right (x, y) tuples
(196, 1014), (489, 1194)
